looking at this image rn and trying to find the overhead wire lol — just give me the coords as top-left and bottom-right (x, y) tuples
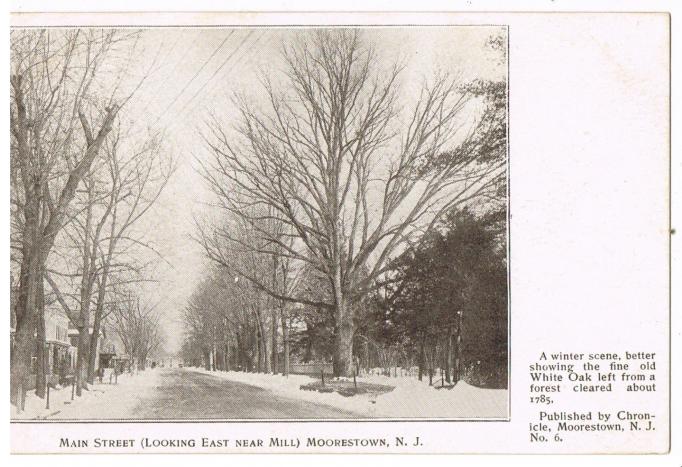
(150, 31), (236, 128)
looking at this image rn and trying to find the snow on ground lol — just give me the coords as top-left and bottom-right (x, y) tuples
(188, 367), (508, 419)
(368, 375), (508, 418)
(11, 368), (162, 420)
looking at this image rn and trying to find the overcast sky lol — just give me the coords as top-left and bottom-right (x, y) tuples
(107, 26), (506, 353)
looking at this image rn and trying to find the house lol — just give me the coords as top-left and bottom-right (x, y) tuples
(45, 307), (76, 385)
(67, 321), (128, 374)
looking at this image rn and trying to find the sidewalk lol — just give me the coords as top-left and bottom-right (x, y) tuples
(11, 368), (161, 420)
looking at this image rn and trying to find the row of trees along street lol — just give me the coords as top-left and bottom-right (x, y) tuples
(187, 30), (508, 386)
(10, 30), (173, 405)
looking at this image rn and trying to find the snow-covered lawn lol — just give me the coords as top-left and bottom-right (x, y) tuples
(367, 375), (508, 418)
(188, 367), (508, 419)
(11, 368), (162, 420)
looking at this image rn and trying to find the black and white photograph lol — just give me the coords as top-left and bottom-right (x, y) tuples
(10, 24), (506, 421)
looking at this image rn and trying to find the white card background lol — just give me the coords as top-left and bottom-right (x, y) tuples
(6, 10), (671, 456)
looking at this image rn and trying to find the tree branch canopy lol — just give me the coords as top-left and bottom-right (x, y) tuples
(198, 30), (505, 308)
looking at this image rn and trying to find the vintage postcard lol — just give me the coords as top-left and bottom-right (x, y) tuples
(7, 9), (671, 455)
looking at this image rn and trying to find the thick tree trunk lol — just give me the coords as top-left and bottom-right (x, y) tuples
(222, 321), (230, 371)
(10, 84), (42, 405)
(10, 196), (41, 404)
(444, 329), (452, 384)
(235, 331), (243, 370)
(35, 271), (47, 398)
(203, 349), (211, 370)
(332, 294), (354, 377)
(87, 306), (103, 384)
(365, 340), (370, 372)
(256, 311), (270, 373)
(239, 331), (250, 372)
(271, 254), (279, 375)
(271, 309), (278, 374)
(253, 327), (261, 373)
(88, 263), (110, 383)
(76, 181), (94, 395)
(75, 327), (90, 396)
(418, 334), (425, 382)
(453, 316), (462, 383)
(11, 302), (35, 406)
(280, 312), (289, 377)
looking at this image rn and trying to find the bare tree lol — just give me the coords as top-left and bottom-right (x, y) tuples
(183, 233), (292, 376)
(85, 125), (173, 383)
(111, 292), (163, 371)
(184, 267), (247, 372)
(43, 123), (171, 392)
(197, 30), (505, 376)
(10, 30), (130, 399)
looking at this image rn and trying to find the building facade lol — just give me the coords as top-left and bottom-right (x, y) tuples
(45, 308), (76, 386)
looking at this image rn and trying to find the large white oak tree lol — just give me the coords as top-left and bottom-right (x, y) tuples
(198, 30), (505, 376)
